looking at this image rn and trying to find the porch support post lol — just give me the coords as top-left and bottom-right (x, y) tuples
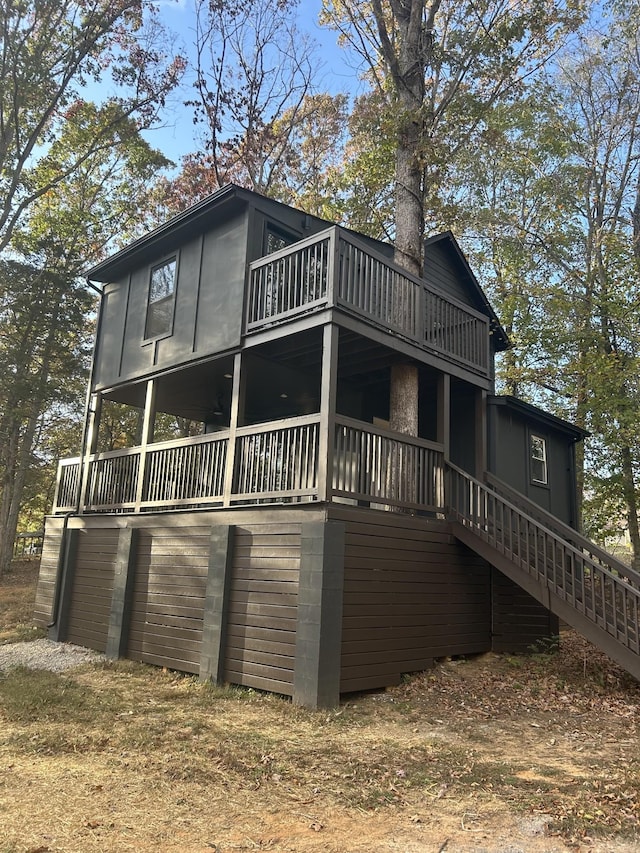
(106, 526), (139, 659)
(437, 374), (450, 461)
(317, 324), (339, 502)
(475, 389), (487, 479)
(78, 392), (102, 512)
(223, 352), (245, 506)
(88, 393), (102, 453)
(293, 519), (345, 709)
(134, 379), (156, 511)
(48, 527), (79, 642)
(200, 525), (235, 682)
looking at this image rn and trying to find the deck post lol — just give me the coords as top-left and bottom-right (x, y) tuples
(200, 525), (235, 682)
(223, 353), (245, 506)
(293, 519), (345, 709)
(475, 389), (487, 479)
(106, 526), (139, 659)
(326, 227), (339, 307)
(78, 393), (102, 511)
(48, 527), (79, 642)
(437, 374), (451, 461)
(317, 324), (339, 502)
(134, 380), (156, 511)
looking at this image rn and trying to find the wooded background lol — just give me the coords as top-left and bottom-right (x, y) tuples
(1, 0), (639, 576)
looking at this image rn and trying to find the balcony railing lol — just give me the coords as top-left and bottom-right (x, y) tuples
(247, 227), (490, 376)
(52, 417), (445, 515)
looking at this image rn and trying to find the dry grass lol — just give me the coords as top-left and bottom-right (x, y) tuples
(0, 560), (44, 644)
(1, 563), (639, 852)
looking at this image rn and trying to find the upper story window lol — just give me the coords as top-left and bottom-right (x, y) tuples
(145, 257), (177, 339)
(530, 434), (548, 485)
(264, 224), (297, 256)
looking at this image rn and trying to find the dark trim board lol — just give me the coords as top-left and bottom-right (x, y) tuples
(34, 516), (65, 627)
(35, 503), (561, 707)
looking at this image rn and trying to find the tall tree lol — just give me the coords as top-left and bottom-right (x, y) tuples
(321, 0), (586, 445)
(442, 8), (640, 561)
(160, 92), (349, 217)
(0, 105), (170, 577)
(184, 0), (317, 196)
(556, 17), (640, 564)
(0, 0), (184, 254)
(322, 0), (587, 275)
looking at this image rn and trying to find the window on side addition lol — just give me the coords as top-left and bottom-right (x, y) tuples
(145, 257), (177, 339)
(530, 434), (548, 485)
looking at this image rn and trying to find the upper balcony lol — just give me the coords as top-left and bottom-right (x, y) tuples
(246, 227), (492, 378)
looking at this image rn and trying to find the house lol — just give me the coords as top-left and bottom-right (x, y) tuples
(34, 184), (640, 707)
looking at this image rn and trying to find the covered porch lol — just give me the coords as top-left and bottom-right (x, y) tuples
(53, 413), (446, 515)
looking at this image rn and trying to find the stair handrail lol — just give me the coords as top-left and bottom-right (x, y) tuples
(447, 461), (640, 670)
(446, 460), (640, 609)
(484, 471), (640, 593)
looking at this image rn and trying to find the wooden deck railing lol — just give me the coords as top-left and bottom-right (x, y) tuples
(247, 227), (491, 376)
(52, 417), (446, 515)
(485, 472), (640, 595)
(333, 416), (444, 512)
(233, 416), (319, 502)
(51, 429), (640, 677)
(447, 463), (640, 668)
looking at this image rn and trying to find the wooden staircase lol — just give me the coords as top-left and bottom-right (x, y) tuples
(446, 463), (640, 680)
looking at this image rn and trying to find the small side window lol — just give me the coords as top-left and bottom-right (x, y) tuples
(530, 434), (548, 485)
(145, 257), (177, 339)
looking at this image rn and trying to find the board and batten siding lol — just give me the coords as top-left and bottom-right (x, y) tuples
(65, 529), (120, 652)
(424, 240), (475, 307)
(223, 523), (301, 696)
(127, 527), (210, 674)
(92, 212), (248, 391)
(339, 514), (491, 693)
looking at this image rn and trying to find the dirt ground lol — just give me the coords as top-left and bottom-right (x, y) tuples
(1, 562), (639, 853)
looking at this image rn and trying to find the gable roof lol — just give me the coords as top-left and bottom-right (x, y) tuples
(489, 395), (589, 441)
(87, 184), (253, 283)
(425, 231), (510, 352)
(86, 184), (509, 352)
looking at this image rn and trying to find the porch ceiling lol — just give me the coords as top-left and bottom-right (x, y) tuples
(257, 327), (405, 387)
(102, 355), (236, 422)
(99, 327), (437, 425)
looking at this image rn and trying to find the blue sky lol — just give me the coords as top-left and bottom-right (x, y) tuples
(142, 0), (360, 166)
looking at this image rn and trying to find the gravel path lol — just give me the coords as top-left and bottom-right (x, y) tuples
(0, 638), (107, 673)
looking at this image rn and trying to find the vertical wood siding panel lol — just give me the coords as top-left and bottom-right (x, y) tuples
(65, 529), (119, 652)
(223, 523), (301, 695)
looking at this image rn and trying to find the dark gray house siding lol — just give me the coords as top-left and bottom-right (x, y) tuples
(487, 396), (586, 529)
(38, 184), (636, 710)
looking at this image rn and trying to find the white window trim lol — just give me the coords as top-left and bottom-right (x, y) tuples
(530, 433), (548, 486)
(144, 255), (178, 341)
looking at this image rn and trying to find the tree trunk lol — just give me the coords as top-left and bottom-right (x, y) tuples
(0, 410), (39, 577)
(390, 363), (419, 434)
(0, 425), (20, 577)
(388, 362), (419, 507)
(620, 445), (640, 572)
